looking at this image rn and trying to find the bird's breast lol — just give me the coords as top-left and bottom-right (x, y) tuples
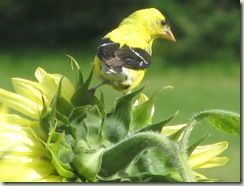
(100, 63), (145, 92)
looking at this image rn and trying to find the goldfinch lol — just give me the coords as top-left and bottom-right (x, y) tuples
(91, 8), (176, 94)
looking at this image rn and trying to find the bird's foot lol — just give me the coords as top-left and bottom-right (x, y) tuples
(88, 79), (107, 96)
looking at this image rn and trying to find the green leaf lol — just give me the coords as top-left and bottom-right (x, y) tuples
(193, 109), (240, 136)
(101, 87), (143, 144)
(179, 109), (240, 155)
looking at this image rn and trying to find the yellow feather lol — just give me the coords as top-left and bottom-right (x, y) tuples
(92, 8), (176, 93)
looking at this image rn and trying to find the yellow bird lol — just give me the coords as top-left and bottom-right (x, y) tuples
(91, 8), (176, 94)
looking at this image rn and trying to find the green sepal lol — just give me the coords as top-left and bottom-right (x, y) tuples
(69, 105), (103, 147)
(73, 147), (105, 181)
(67, 54), (83, 89)
(101, 87), (143, 144)
(187, 133), (211, 156)
(56, 97), (74, 117)
(55, 75), (75, 117)
(99, 90), (105, 106)
(70, 118), (88, 142)
(39, 96), (56, 136)
(131, 92), (157, 132)
(168, 125), (186, 142)
(70, 67), (106, 116)
(30, 120), (76, 179)
(39, 77), (71, 136)
(46, 121), (76, 178)
(53, 133), (75, 165)
(74, 139), (90, 154)
(69, 105), (91, 122)
(46, 144), (76, 178)
(137, 111), (179, 134)
(84, 105), (103, 149)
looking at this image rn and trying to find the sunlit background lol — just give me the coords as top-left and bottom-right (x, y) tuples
(0, 0), (240, 182)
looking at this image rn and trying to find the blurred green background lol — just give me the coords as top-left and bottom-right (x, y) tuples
(0, 0), (240, 182)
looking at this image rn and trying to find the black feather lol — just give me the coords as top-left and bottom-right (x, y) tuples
(96, 38), (151, 70)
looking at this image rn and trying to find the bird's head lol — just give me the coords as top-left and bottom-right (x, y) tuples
(123, 8), (176, 42)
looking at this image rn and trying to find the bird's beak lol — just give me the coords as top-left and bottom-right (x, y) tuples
(161, 27), (176, 42)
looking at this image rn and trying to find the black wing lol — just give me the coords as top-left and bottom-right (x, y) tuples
(96, 38), (151, 70)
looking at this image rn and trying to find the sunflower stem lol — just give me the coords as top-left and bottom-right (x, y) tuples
(100, 132), (196, 182)
(176, 149), (196, 182)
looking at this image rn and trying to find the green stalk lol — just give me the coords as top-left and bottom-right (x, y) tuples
(99, 132), (196, 182)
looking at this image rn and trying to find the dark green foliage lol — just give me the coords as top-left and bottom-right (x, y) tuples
(0, 1), (240, 64)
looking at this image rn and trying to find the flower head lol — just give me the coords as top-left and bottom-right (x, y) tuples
(0, 57), (239, 182)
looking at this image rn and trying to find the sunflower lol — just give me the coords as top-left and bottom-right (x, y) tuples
(0, 57), (238, 182)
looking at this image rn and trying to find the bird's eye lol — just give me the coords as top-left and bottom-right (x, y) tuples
(161, 19), (169, 26)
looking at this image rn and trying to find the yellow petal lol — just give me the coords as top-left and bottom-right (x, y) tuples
(39, 74), (60, 95)
(35, 175), (66, 182)
(133, 93), (149, 106)
(0, 114), (43, 157)
(193, 171), (208, 180)
(161, 124), (186, 136)
(35, 67), (74, 102)
(188, 141), (228, 169)
(194, 157), (229, 169)
(35, 68), (60, 100)
(0, 103), (7, 122)
(0, 88), (42, 119)
(4, 113), (38, 127)
(35, 67), (48, 82)
(12, 77), (58, 105)
(55, 75), (75, 101)
(0, 157), (55, 182)
(0, 112), (55, 182)
(12, 78), (44, 104)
